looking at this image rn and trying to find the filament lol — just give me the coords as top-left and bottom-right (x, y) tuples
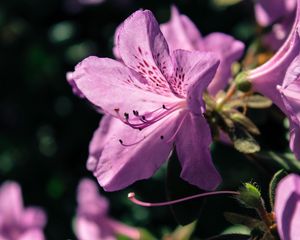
(128, 191), (239, 207)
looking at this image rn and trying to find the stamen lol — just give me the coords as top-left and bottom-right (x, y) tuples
(119, 136), (146, 147)
(128, 191), (239, 207)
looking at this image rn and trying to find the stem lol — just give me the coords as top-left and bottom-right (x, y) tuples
(217, 83), (237, 110)
(128, 191), (239, 207)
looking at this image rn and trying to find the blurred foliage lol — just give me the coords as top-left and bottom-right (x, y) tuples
(0, 0), (292, 239)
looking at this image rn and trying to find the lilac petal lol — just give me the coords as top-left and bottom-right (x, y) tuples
(275, 174), (300, 240)
(112, 23), (123, 59)
(117, 10), (174, 94)
(77, 178), (109, 217)
(170, 50), (219, 114)
(21, 207), (47, 229)
(86, 116), (115, 171)
(75, 217), (115, 240)
(66, 72), (85, 98)
(175, 113), (221, 190)
(202, 33), (245, 95)
(18, 230), (45, 240)
(73, 56), (177, 119)
(93, 113), (178, 191)
(290, 123), (300, 159)
(255, 0), (294, 26)
(0, 182), (23, 224)
(160, 6), (203, 52)
(249, 28), (300, 112)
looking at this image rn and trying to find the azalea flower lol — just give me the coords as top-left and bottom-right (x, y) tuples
(248, 0), (300, 159)
(255, 0), (296, 50)
(160, 6), (244, 95)
(275, 174), (300, 240)
(0, 181), (47, 240)
(74, 178), (140, 240)
(70, 10), (222, 191)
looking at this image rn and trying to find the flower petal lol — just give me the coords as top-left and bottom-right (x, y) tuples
(77, 178), (109, 217)
(171, 50), (219, 114)
(290, 123), (300, 159)
(117, 10), (174, 96)
(21, 207), (47, 229)
(175, 113), (221, 190)
(202, 33), (245, 95)
(75, 217), (115, 240)
(275, 174), (300, 240)
(160, 6), (203, 52)
(18, 230), (45, 240)
(86, 116), (116, 172)
(0, 182), (23, 224)
(73, 56), (177, 119)
(92, 113), (179, 191)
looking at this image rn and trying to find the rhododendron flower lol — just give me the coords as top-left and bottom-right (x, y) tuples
(160, 6), (244, 95)
(70, 10), (222, 191)
(248, 0), (300, 159)
(75, 178), (140, 240)
(255, 0), (296, 50)
(0, 181), (47, 240)
(275, 174), (300, 240)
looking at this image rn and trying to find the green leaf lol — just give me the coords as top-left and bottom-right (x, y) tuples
(224, 212), (264, 230)
(229, 110), (260, 135)
(255, 151), (300, 173)
(206, 233), (251, 240)
(164, 221), (197, 240)
(230, 124), (260, 154)
(166, 150), (205, 225)
(212, 0), (243, 8)
(138, 229), (156, 240)
(269, 169), (288, 209)
(245, 95), (272, 109)
(222, 225), (251, 235)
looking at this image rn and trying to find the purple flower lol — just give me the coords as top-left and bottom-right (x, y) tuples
(160, 7), (245, 95)
(275, 174), (300, 240)
(75, 178), (140, 240)
(0, 181), (46, 240)
(119, 6), (244, 95)
(71, 10), (222, 191)
(248, 0), (300, 159)
(255, 0), (296, 50)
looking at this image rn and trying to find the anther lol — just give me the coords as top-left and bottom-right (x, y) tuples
(114, 108), (120, 112)
(160, 135), (164, 140)
(119, 139), (123, 144)
(124, 112), (129, 120)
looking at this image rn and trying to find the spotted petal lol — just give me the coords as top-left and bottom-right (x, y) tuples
(73, 56), (177, 119)
(170, 50), (219, 114)
(117, 10), (174, 95)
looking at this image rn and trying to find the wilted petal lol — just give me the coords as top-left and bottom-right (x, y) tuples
(160, 6), (202, 52)
(93, 113), (178, 191)
(175, 113), (221, 190)
(275, 174), (300, 240)
(203, 33), (245, 94)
